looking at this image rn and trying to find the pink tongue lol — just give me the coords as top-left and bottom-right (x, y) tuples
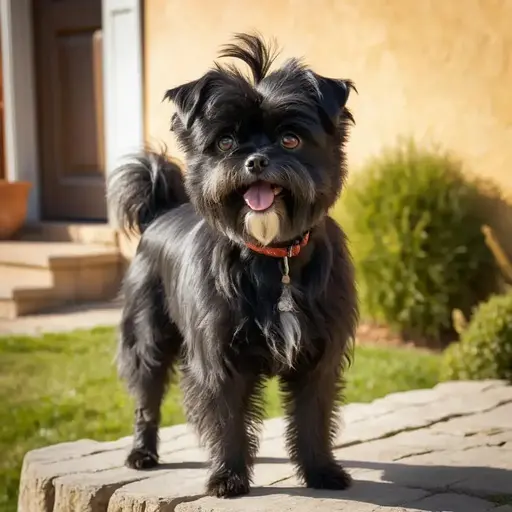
(243, 182), (275, 211)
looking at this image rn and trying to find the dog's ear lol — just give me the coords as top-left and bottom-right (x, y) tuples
(164, 74), (212, 130)
(312, 74), (356, 127)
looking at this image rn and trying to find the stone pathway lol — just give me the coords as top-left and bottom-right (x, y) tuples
(0, 300), (122, 336)
(18, 380), (512, 512)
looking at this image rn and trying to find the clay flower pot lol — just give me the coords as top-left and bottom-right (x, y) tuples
(0, 180), (31, 240)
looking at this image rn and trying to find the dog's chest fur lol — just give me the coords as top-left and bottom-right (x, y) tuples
(230, 268), (305, 372)
(148, 207), (331, 375)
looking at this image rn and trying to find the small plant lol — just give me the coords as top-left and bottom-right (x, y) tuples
(440, 292), (512, 381)
(335, 140), (498, 342)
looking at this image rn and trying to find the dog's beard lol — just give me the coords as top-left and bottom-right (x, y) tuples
(189, 158), (325, 245)
(244, 208), (281, 246)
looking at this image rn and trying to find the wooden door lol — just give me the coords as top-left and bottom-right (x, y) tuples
(33, 0), (106, 220)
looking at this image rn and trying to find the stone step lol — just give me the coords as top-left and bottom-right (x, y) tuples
(20, 222), (118, 246)
(0, 241), (120, 269)
(0, 241), (123, 319)
(0, 267), (57, 319)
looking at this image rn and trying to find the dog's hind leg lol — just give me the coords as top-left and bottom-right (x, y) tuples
(117, 270), (182, 469)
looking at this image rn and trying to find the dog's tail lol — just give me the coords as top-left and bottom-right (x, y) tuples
(107, 150), (188, 235)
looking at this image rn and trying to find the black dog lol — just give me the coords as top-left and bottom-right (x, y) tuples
(108, 33), (358, 498)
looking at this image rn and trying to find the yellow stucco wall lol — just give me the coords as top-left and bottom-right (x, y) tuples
(144, 0), (512, 196)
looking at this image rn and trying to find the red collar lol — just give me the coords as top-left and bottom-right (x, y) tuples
(246, 232), (310, 258)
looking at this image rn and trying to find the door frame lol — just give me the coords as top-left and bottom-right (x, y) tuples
(0, 0), (144, 224)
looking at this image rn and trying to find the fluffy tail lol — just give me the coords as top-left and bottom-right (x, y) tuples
(107, 150), (188, 235)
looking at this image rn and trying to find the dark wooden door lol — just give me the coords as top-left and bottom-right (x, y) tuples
(34, 0), (106, 220)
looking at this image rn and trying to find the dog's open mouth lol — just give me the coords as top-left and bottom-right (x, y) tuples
(242, 181), (283, 211)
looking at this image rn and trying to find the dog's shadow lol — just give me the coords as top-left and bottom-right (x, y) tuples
(154, 457), (512, 509)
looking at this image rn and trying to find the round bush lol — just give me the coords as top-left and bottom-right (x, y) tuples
(336, 140), (498, 341)
(440, 292), (512, 381)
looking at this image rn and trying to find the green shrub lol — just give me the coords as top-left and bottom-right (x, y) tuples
(440, 292), (512, 381)
(335, 140), (498, 341)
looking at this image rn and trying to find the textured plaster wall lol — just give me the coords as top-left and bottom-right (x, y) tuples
(144, 0), (512, 197)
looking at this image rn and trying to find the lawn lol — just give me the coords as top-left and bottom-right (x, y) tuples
(0, 327), (441, 511)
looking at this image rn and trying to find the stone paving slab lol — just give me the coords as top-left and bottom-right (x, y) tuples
(408, 492), (503, 512)
(0, 299), (122, 335)
(18, 380), (512, 511)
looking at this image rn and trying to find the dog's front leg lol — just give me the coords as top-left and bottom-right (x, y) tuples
(280, 360), (352, 490)
(182, 369), (264, 498)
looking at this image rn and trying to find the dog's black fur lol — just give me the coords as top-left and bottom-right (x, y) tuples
(108, 33), (358, 498)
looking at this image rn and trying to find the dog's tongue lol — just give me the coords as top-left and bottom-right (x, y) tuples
(243, 182), (274, 211)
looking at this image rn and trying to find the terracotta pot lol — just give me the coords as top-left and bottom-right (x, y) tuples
(0, 180), (32, 240)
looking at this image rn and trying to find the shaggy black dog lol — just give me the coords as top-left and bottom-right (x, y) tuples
(108, 33), (358, 498)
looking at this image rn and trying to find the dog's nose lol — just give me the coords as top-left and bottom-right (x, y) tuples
(245, 154), (269, 173)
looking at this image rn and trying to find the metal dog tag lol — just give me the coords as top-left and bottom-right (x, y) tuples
(278, 256), (295, 312)
(278, 285), (295, 312)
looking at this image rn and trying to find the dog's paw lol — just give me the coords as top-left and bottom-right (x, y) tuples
(304, 462), (352, 490)
(206, 470), (250, 498)
(125, 448), (159, 470)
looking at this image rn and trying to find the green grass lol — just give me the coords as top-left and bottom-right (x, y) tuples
(0, 327), (441, 511)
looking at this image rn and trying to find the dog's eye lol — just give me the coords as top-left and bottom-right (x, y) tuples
(217, 135), (236, 152)
(280, 133), (300, 150)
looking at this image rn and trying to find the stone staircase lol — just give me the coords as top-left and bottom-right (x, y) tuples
(0, 223), (128, 319)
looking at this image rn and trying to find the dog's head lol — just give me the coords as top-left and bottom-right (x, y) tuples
(165, 33), (355, 246)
